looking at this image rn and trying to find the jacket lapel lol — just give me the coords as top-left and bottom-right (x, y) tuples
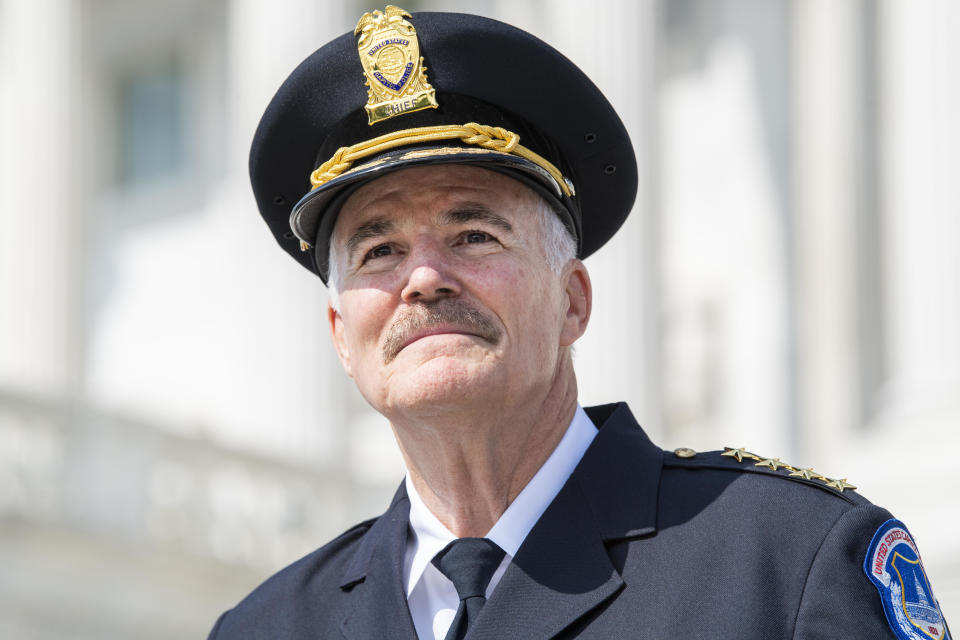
(338, 486), (419, 640)
(469, 403), (662, 640)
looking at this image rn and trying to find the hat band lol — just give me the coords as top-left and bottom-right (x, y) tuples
(308, 122), (575, 197)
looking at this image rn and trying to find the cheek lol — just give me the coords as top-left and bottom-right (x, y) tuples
(476, 261), (565, 340)
(469, 255), (533, 295)
(340, 291), (394, 357)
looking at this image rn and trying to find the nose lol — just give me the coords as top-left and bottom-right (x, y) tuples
(400, 248), (461, 303)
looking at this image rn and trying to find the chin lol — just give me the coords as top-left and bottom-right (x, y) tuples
(381, 356), (500, 414)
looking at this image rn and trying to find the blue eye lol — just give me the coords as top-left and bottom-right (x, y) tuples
(366, 244), (393, 260)
(465, 231), (491, 243)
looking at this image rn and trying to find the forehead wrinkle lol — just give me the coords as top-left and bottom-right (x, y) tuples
(335, 170), (531, 259)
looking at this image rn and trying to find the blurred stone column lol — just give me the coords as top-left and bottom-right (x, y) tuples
(0, 0), (81, 396)
(790, 0), (863, 458)
(653, 0), (793, 453)
(878, 0), (960, 415)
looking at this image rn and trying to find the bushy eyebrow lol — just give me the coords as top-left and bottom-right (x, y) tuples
(440, 204), (514, 233)
(346, 217), (395, 256)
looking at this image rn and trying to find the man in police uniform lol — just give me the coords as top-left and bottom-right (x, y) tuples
(209, 7), (951, 640)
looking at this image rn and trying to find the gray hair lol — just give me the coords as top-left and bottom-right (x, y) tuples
(327, 198), (576, 311)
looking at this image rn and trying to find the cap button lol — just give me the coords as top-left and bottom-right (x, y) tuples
(673, 447), (696, 459)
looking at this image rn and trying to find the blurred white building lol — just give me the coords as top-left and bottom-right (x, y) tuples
(0, 0), (956, 637)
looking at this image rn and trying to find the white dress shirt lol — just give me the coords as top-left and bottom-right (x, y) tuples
(402, 405), (598, 640)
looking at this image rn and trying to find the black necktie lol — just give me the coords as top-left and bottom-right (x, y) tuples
(431, 537), (506, 640)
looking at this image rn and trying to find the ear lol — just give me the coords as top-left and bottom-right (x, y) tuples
(328, 304), (354, 377)
(559, 259), (592, 347)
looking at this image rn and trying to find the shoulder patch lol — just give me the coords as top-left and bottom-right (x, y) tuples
(865, 519), (951, 640)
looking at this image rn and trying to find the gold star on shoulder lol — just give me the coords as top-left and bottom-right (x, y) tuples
(824, 478), (857, 492)
(721, 447), (761, 463)
(788, 467), (825, 481)
(721, 447), (857, 494)
(755, 457), (793, 472)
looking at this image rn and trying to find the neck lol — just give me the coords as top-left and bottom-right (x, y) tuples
(392, 356), (579, 538)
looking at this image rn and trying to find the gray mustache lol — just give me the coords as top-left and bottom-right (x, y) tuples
(382, 299), (502, 363)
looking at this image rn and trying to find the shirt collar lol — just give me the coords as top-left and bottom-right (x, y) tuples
(403, 404), (598, 596)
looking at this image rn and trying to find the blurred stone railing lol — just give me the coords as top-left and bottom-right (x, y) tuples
(0, 386), (386, 570)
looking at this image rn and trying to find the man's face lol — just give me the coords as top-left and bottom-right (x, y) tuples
(327, 165), (590, 420)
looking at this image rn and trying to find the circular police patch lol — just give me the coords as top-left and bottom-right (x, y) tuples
(864, 519), (950, 640)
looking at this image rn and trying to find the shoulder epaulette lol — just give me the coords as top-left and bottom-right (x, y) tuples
(664, 445), (862, 502)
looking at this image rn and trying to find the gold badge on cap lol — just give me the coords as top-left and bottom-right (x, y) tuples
(355, 6), (439, 125)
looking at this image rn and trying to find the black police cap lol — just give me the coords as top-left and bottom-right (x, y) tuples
(250, 7), (637, 283)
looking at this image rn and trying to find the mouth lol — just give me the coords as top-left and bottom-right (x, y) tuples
(397, 327), (480, 353)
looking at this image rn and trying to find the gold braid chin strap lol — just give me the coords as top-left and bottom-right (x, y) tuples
(308, 122), (573, 197)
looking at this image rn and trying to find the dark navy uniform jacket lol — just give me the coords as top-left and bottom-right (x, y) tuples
(208, 402), (913, 639)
